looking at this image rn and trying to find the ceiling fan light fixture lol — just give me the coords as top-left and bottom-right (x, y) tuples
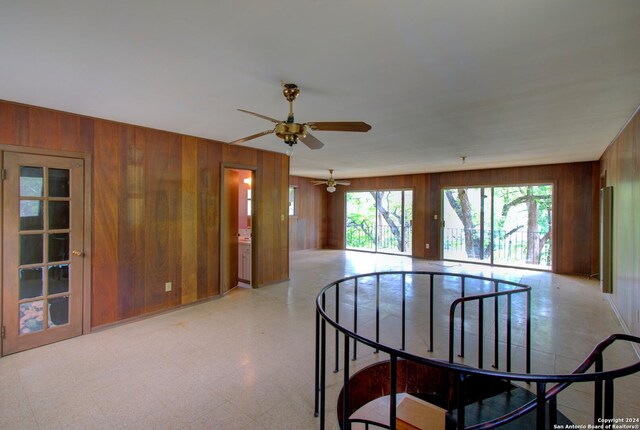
(326, 185), (336, 193)
(230, 84), (371, 150)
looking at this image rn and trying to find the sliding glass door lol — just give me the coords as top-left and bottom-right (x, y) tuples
(346, 190), (413, 255)
(442, 184), (553, 269)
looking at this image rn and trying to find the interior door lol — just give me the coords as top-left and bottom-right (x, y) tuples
(221, 168), (239, 293)
(2, 152), (85, 355)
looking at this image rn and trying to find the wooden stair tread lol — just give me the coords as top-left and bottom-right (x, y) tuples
(350, 393), (446, 430)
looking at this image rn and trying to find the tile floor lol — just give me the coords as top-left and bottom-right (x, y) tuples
(0, 250), (638, 429)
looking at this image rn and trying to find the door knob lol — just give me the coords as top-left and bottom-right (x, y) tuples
(72, 250), (83, 256)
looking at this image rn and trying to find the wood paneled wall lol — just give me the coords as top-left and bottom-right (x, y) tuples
(0, 100), (290, 328)
(289, 176), (328, 251)
(325, 162), (600, 276)
(600, 109), (640, 336)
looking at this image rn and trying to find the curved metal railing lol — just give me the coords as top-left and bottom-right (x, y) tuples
(313, 270), (640, 430)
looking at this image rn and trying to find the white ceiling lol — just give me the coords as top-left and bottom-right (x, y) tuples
(1, 1), (639, 180)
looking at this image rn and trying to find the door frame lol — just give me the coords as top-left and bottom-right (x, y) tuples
(220, 163), (256, 293)
(0, 145), (92, 356)
(439, 181), (557, 272)
(344, 188), (414, 256)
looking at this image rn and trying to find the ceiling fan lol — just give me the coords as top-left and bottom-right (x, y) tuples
(311, 169), (350, 193)
(229, 83), (371, 154)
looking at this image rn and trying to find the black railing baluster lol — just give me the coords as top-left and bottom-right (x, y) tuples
(314, 309), (320, 416)
(507, 294), (512, 372)
(604, 379), (614, 419)
(456, 373), (466, 430)
(549, 394), (558, 428)
(390, 355), (397, 430)
(449, 304), (456, 363)
(536, 382), (546, 430)
(375, 274), (380, 353)
(334, 282), (340, 373)
(320, 312), (326, 430)
(353, 277), (358, 361)
(478, 298), (484, 369)
(459, 276), (466, 358)
(429, 274), (434, 352)
(401, 273), (406, 351)
(595, 355), (603, 422)
(493, 280), (500, 369)
(343, 334), (351, 430)
(526, 289), (531, 374)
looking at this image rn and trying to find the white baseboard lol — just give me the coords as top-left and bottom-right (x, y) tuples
(605, 294), (640, 359)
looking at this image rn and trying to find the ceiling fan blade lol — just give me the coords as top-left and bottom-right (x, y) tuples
(306, 121), (372, 132)
(237, 109), (281, 124)
(335, 180), (351, 186)
(300, 131), (325, 150)
(310, 181), (326, 185)
(229, 129), (274, 145)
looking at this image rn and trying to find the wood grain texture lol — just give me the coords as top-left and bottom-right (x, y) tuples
(92, 120), (121, 326)
(222, 169), (239, 292)
(28, 107), (58, 148)
(289, 176), (327, 251)
(141, 128), (183, 313)
(0, 102), (16, 144)
(0, 100), (291, 328)
(255, 151), (289, 284)
(600, 109), (640, 336)
(197, 139), (222, 299)
(181, 136), (198, 304)
(117, 124), (144, 320)
(324, 163), (599, 275)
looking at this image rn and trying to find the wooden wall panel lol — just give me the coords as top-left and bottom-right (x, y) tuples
(600, 109), (640, 336)
(28, 108), (58, 149)
(0, 100), (291, 329)
(324, 162), (599, 275)
(92, 121), (121, 326)
(0, 102), (16, 144)
(181, 136), (198, 304)
(289, 175), (327, 251)
(0, 103), (89, 153)
(197, 139), (222, 299)
(141, 128), (183, 313)
(223, 144), (258, 166)
(255, 151), (289, 284)
(117, 124), (144, 321)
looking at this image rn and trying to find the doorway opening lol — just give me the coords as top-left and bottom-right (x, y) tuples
(441, 184), (553, 270)
(221, 167), (254, 294)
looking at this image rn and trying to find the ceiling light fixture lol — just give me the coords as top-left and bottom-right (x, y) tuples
(311, 169), (350, 193)
(285, 145), (294, 156)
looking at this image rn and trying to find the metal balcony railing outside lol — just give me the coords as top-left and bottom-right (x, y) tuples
(443, 227), (551, 267)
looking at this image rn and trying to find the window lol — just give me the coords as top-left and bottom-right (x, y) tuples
(289, 186), (297, 216)
(442, 184), (553, 269)
(345, 189), (413, 255)
(247, 189), (251, 216)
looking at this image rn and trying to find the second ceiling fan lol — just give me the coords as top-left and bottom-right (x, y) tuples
(229, 83), (372, 152)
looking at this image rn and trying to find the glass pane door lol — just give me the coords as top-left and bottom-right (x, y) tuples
(492, 185), (553, 269)
(346, 191), (376, 252)
(442, 187), (491, 264)
(442, 184), (553, 270)
(3, 153), (84, 355)
(346, 190), (413, 255)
